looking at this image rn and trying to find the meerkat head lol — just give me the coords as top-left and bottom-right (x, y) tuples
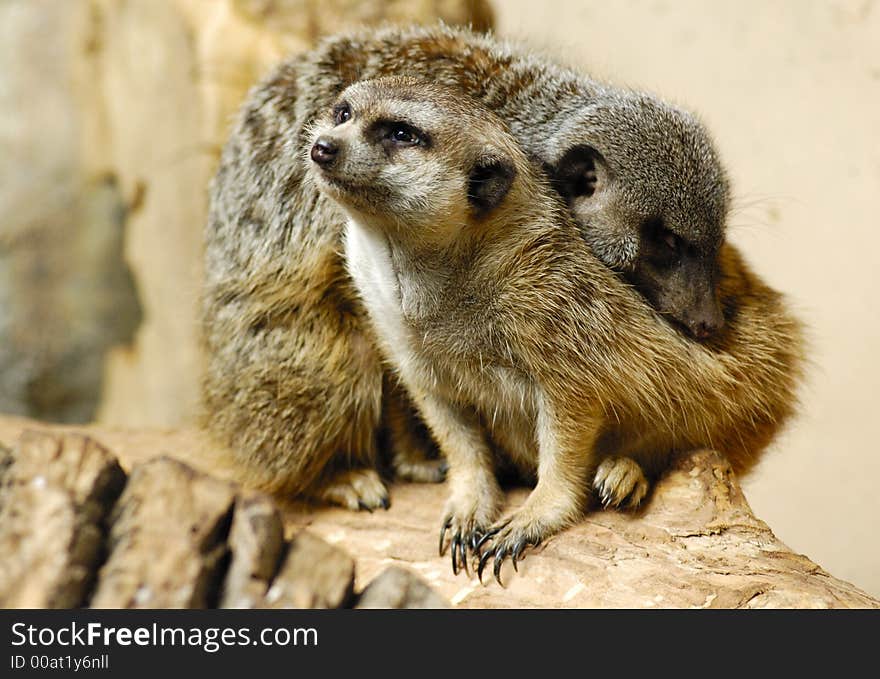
(546, 92), (730, 340)
(307, 77), (519, 243)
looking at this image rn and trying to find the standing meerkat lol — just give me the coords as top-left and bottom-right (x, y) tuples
(202, 24), (765, 508)
(306, 76), (805, 581)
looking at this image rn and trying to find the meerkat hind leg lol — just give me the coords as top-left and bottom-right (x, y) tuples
(593, 456), (650, 509)
(309, 467), (390, 511)
(382, 379), (448, 483)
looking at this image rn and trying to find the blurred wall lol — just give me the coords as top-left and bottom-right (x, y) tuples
(495, 0), (880, 597)
(0, 1), (142, 422)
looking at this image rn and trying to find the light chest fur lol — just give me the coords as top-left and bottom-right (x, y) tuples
(344, 216), (540, 468)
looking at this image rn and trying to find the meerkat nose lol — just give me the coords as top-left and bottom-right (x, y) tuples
(311, 137), (339, 165)
(691, 322), (713, 340)
(688, 314), (723, 340)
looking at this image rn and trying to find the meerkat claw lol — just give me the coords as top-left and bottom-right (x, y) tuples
(593, 457), (651, 510)
(469, 530), (482, 552)
(493, 546), (509, 587)
(477, 526), (543, 584)
(477, 550), (492, 584)
(439, 515), (452, 556)
(442, 509), (500, 575)
(475, 525), (502, 553)
(458, 532), (471, 575)
(510, 541), (526, 572)
(451, 531), (470, 576)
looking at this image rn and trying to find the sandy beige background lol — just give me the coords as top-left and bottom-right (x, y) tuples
(495, 0), (880, 597)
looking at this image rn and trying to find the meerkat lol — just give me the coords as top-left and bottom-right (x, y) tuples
(202, 24), (761, 509)
(306, 76), (805, 581)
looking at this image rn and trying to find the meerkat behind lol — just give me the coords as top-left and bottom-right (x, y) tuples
(307, 76), (805, 581)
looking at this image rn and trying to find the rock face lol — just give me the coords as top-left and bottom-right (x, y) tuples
(219, 494), (285, 608)
(90, 457), (237, 608)
(0, 0), (494, 427)
(0, 415), (876, 609)
(0, 422), (448, 608)
(264, 531), (356, 609)
(356, 566), (449, 609)
(0, 431), (126, 607)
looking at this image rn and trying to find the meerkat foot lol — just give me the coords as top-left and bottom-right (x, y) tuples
(392, 452), (448, 483)
(312, 468), (390, 511)
(593, 457), (650, 509)
(438, 489), (502, 576)
(475, 499), (579, 586)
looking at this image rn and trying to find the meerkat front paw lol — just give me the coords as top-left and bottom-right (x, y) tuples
(475, 495), (581, 586)
(592, 457), (650, 509)
(312, 468), (390, 511)
(474, 514), (548, 586)
(438, 486), (502, 576)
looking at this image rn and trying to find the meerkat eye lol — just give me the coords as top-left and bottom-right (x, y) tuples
(388, 123), (423, 146)
(333, 102), (351, 126)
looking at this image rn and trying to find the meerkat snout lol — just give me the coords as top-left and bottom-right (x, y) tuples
(636, 266), (725, 341)
(631, 215), (726, 339)
(683, 296), (724, 340)
(310, 137), (339, 165)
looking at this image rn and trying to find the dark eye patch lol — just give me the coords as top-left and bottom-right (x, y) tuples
(642, 217), (683, 268)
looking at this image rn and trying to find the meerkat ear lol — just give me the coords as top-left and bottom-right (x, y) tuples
(468, 156), (517, 216)
(547, 145), (609, 202)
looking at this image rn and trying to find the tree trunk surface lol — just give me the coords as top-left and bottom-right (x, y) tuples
(0, 414), (876, 609)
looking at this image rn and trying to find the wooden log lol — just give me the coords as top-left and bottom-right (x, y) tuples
(0, 431), (126, 608)
(264, 530), (355, 609)
(290, 449), (880, 609)
(90, 456), (236, 608)
(0, 417), (875, 608)
(356, 566), (449, 609)
(219, 493), (285, 608)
